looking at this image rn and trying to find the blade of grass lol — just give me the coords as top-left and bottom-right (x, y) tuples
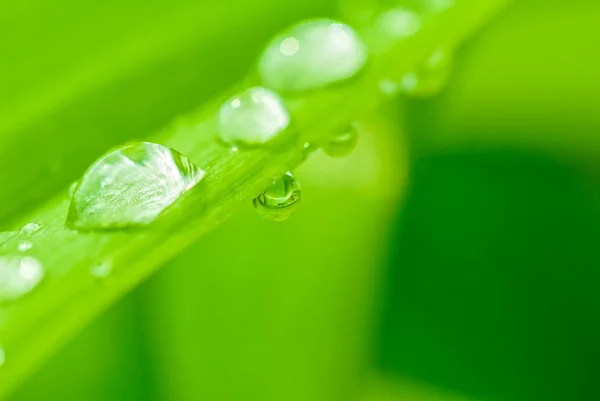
(0, 1), (512, 398)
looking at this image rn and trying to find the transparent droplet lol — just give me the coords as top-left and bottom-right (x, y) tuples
(259, 19), (368, 92)
(90, 261), (113, 278)
(253, 172), (301, 222)
(17, 241), (33, 252)
(0, 256), (45, 302)
(400, 47), (453, 98)
(219, 87), (290, 146)
(323, 124), (360, 158)
(67, 142), (205, 230)
(20, 223), (41, 235)
(367, 7), (422, 53)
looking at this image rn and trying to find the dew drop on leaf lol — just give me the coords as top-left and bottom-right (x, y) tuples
(259, 19), (367, 92)
(366, 7), (422, 53)
(20, 223), (41, 235)
(400, 47), (453, 98)
(0, 256), (45, 302)
(323, 124), (360, 158)
(90, 260), (113, 278)
(17, 241), (33, 252)
(219, 87), (290, 146)
(253, 172), (301, 222)
(67, 142), (205, 230)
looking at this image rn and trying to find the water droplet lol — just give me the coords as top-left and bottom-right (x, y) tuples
(0, 256), (45, 302)
(259, 19), (368, 92)
(400, 47), (453, 98)
(20, 223), (41, 235)
(323, 124), (360, 158)
(367, 7), (422, 53)
(253, 173), (301, 222)
(219, 87), (290, 146)
(68, 142), (205, 230)
(378, 78), (400, 96)
(90, 261), (113, 278)
(17, 241), (33, 252)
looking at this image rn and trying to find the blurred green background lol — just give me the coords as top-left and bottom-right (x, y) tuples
(2, 0), (600, 400)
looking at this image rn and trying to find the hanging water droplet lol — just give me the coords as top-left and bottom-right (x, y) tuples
(323, 124), (360, 158)
(367, 7), (422, 53)
(259, 19), (368, 92)
(17, 241), (33, 252)
(0, 256), (45, 302)
(253, 172), (301, 222)
(219, 87), (290, 146)
(400, 47), (453, 98)
(20, 223), (41, 235)
(90, 260), (113, 278)
(67, 142), (205, 230)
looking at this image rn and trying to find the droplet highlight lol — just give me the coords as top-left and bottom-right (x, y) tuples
(253, 173), (301, 222)
(68, 142), (205, 230)
(323, 124), (360, 158)
(400, 47), (453, 98)
(0, 256), (45, 302)
(219, 87), (290, 146)
(259, 19), (368, 92)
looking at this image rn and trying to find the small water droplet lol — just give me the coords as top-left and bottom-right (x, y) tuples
(0, 256), (45, 302)
(323, 124), (360, 158)
(367, 7), (422, 53)
(253, 172), (301, 222)
(20, 223), (41, 235)
(219, 87), (290, 146)
(378, 78), (400, 96)
(68, 142), (205, 230)
(17, 241), (33, 252)
(259, 19), (368, 92)
(90, 261), (113, 278)
(400, 47), (453, 98)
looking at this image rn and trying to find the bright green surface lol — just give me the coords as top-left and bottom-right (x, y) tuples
(2, 0), (599, 400)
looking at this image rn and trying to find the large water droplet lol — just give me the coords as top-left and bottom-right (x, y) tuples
(400, 47), (453, 98)
(253, 172), (301, 222)
(259, 19), (368, 92)
(323, 124), (360, 158)
(67, 142), (205, 230)
(219, 87), (290, 146)
(0, 256), (45, 302)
